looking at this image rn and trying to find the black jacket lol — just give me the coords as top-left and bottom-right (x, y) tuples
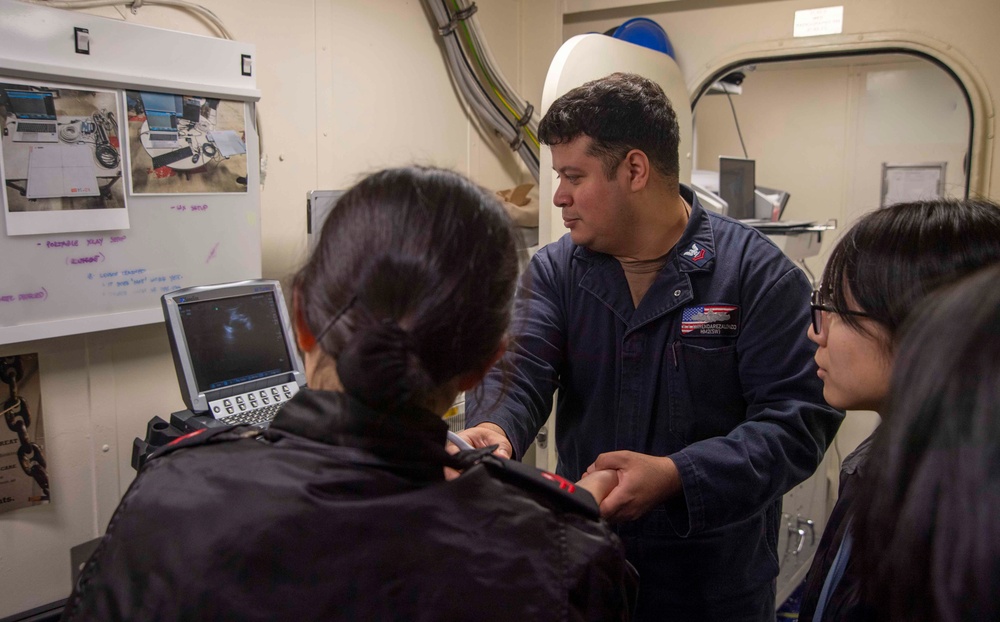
(62, 389), (635, 621)
(798, 434), (876, 621)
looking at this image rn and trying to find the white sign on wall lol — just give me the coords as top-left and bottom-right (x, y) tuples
(881, 162), (947, 207)
(793, 6), (845, 38)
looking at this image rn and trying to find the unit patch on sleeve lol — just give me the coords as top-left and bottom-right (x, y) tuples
(681, 304), (740, 336)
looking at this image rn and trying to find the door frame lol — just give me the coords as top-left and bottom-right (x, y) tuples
(688, 31), (993, 198)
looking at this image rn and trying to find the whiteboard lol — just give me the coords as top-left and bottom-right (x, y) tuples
(0, 0), (261, 345)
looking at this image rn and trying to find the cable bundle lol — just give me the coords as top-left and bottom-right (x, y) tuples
(58, 123), (81, 142)
(91, 110), (121, 169)
(423, 0), (540, 181)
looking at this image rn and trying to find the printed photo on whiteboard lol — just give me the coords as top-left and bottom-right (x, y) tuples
(1, 80), (128, 236)
(0, 353), (49, 514)
(125, 90), (249, 195)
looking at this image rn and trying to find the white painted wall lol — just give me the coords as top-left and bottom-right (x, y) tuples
(0, 0), (553, 615)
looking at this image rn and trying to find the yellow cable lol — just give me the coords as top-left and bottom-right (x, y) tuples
(448, 0), (539, 150)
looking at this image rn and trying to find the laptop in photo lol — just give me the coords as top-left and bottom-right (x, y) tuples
(7, 89), (59, 143)
(141, 91), (184, 148)
(162, 280), (307, 429)
(145, 111), (180, 148)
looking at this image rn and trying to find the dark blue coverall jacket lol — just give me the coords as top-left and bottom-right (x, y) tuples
(467, 186), (843, 621)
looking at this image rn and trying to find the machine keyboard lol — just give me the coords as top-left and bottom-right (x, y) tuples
(210, 381), (299, 428)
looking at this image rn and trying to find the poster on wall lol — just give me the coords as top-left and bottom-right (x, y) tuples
(0, 354), (49, 514)
(880, 162), (947, 208)
(1, 79), (128, 236)
(125, 90), (249, 195)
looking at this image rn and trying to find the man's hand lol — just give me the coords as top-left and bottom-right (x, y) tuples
(586, 451), (683, 522)
(453, 422), (513, 459)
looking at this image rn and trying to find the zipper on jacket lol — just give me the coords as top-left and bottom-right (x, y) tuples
(671, 341), (679, 370)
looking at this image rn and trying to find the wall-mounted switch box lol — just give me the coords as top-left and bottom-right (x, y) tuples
(74, 27), (90, 54)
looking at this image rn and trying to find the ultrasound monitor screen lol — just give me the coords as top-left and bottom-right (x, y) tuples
(719, 157), (756, 220)
(7, 90), (56, 120)
(177, 292), (293, 391)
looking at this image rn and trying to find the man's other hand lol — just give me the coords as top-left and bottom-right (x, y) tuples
(587, 451), (683, 522)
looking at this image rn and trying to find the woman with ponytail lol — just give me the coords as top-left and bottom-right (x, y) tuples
(63, 167), (633, 622)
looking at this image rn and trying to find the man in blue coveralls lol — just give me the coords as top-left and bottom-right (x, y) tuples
(459, 72), (843, 620)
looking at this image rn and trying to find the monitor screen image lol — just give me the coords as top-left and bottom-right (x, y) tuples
(182, 97), (202, 123)
(719, 157), (756, 220)
(6, 90), (57, 120)
(140, 91), (184, 115)
(146, 111), (176, 132)
(177, 292), (293, 392)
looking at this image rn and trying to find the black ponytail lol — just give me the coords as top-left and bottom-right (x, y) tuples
(292, 166), (519, 413)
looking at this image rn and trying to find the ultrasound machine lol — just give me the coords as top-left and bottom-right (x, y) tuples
(132, 280), (307, 469)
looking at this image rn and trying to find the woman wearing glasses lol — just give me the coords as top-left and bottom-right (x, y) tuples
(797, 198), (1000, 622)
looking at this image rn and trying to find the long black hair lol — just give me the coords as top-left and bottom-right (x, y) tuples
(853, 262), (1000, 621)
(293, 166), (520, 412)
(819, 198), (1000, 348)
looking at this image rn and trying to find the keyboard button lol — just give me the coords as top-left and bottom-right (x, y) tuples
(219, 402), (282, 428)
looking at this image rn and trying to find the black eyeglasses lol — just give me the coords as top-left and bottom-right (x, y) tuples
(810, 289), (872, 334)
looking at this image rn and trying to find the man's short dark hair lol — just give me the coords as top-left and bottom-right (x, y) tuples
(538, 72), (680, 181)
